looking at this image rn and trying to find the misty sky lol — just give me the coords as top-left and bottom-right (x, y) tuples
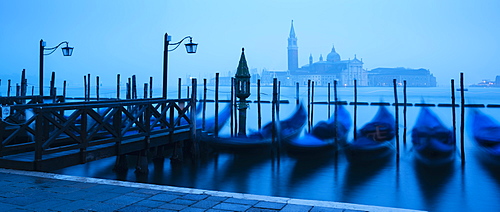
(1, 0), (499, 92)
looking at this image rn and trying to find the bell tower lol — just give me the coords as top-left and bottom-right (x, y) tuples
(287, 20), (298, 71)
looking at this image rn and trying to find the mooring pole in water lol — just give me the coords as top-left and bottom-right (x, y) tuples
(7, 79), (11, 97)
(215, 73), (220, 138)
(187, 86), (190, 98)
(88, 74), (91, 100)
(277, 81), (281, 143)
(354, 79), (357, 140)
(203, 78), (207, 131)
(232, 77), (238, 135)
(403, 80), (407, 145)
(272, 78), (278, 147)
(334, 80), (338, 149)
(49, 71), (55, 99)
(96, 76), (100, 101)
(191, 78), (198, 157)
(125, 78), (130, 100)
(296, 82), (299, 105)
(460, 73), (466, 164)
(178, 78), (182, 99)
(393, 79), (400, 157)
(143, 83), (148, 99)
(132, 75), (137, 99)
(258, 80), (265, 129)
(230, 77), (234, 137)
(83, 75), (87, 101)
(149, 77), (153, 98)
(116, 74), (120, 99)
(311, 81), (315, 127)
(328, 83), (331, 118)
(307, 79), (311, 133)
(63, 80), (67, 99)
(451, 79), (457, 150)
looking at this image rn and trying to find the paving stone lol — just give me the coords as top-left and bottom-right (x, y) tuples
(0, 196), (46, 206)
(253, 201), (286, 210)
(149, 209), (178, 212)
(134, 188), (163, 195)
(158, 202), (188, 210)
(134, 199), (167, 208)
(343, 209), (367, 212)
(149, 193), (181, 202)
(205, 209), (233, 212)
(190, 199), (220, 209)
(213, 202), (252, 211)
(51, 200), (98, 211)
(53, 190), (94, 200)
(180, 194), (209, 201)
(246, 208), (279, 212)
(105, 194), (147, 205)
(310, 206), (344, 212)
(179, 207), (207, 212)
(82, 191), (123, 202)
(280, 204), (313, 212)
(169, 198), (197, 206)
(109, 186), (140, 194)
(223, 197), (259, 205)
(86, 202), (127, 211)
(204, 196), (228, 202)
(23, 199), (72, 210)
(42, 185), (81, 194)
(118, 205), (154, 212)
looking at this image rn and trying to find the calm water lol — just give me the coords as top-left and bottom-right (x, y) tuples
(53, 86), (500, 212)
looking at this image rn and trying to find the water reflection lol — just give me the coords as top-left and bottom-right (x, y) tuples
(413, 160), (455, 209)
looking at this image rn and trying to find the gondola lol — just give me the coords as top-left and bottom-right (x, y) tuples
(470, 109), (500, 162)
(411, 107), (455, 165)
(344, 106), (395, 163)
(202, 103), (307, 153)
(284, 104), (351, 154)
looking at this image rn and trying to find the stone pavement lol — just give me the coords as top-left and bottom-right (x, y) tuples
(0, 168), (424, 212)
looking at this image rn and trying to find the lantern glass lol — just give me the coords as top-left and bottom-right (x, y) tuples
(185, 42), (198, 54)
(62, 46), (74, 56)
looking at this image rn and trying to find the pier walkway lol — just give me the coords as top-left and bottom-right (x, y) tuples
(0, 168), (423, 212)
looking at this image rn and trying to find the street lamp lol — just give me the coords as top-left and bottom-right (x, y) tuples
(162, 33), (198, 99)
(39, 39), (74, 96)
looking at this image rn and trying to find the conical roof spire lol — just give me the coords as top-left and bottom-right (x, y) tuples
(289, 20), (296, 38)
(236, 48), (250, 77)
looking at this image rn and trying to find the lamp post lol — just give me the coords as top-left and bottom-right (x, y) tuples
(235, 48), (251, 137)
(162, 33), (198, 99)
(39, 39), (74, 96)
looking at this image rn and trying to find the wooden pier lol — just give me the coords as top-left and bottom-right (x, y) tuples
(0, 97), (197, 172)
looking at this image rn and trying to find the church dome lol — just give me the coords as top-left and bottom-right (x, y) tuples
(327, 45), (341, 62)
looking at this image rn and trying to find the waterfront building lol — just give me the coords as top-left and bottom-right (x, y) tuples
(367, 67), (437, 87)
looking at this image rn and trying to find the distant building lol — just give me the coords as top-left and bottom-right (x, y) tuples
(367, 68), (437, 87)
(282, 21), (368, 87)
(260, 21), (437, 87)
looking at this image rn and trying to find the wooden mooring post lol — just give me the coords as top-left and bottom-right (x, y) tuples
(334, 80), (338, 149)
(403, 80), (407, 145)
(353, 79), (357, 140)
(96, 76), (100, 101)
(307, 79), (311, 133)
(296, 82), (299, 105)
(215, 73), (219, 138)
(451, 79), (457, 149)
(328, 82), (331, 118)
(460, 73), (466, 164)
(393, 79), (400, 158)
(203, 78), (207, 131)
(257, 79), (262, 130)
(311, 81), (315, 127)
(116, 74), (120, 99)
(230, 77), (234, 137)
